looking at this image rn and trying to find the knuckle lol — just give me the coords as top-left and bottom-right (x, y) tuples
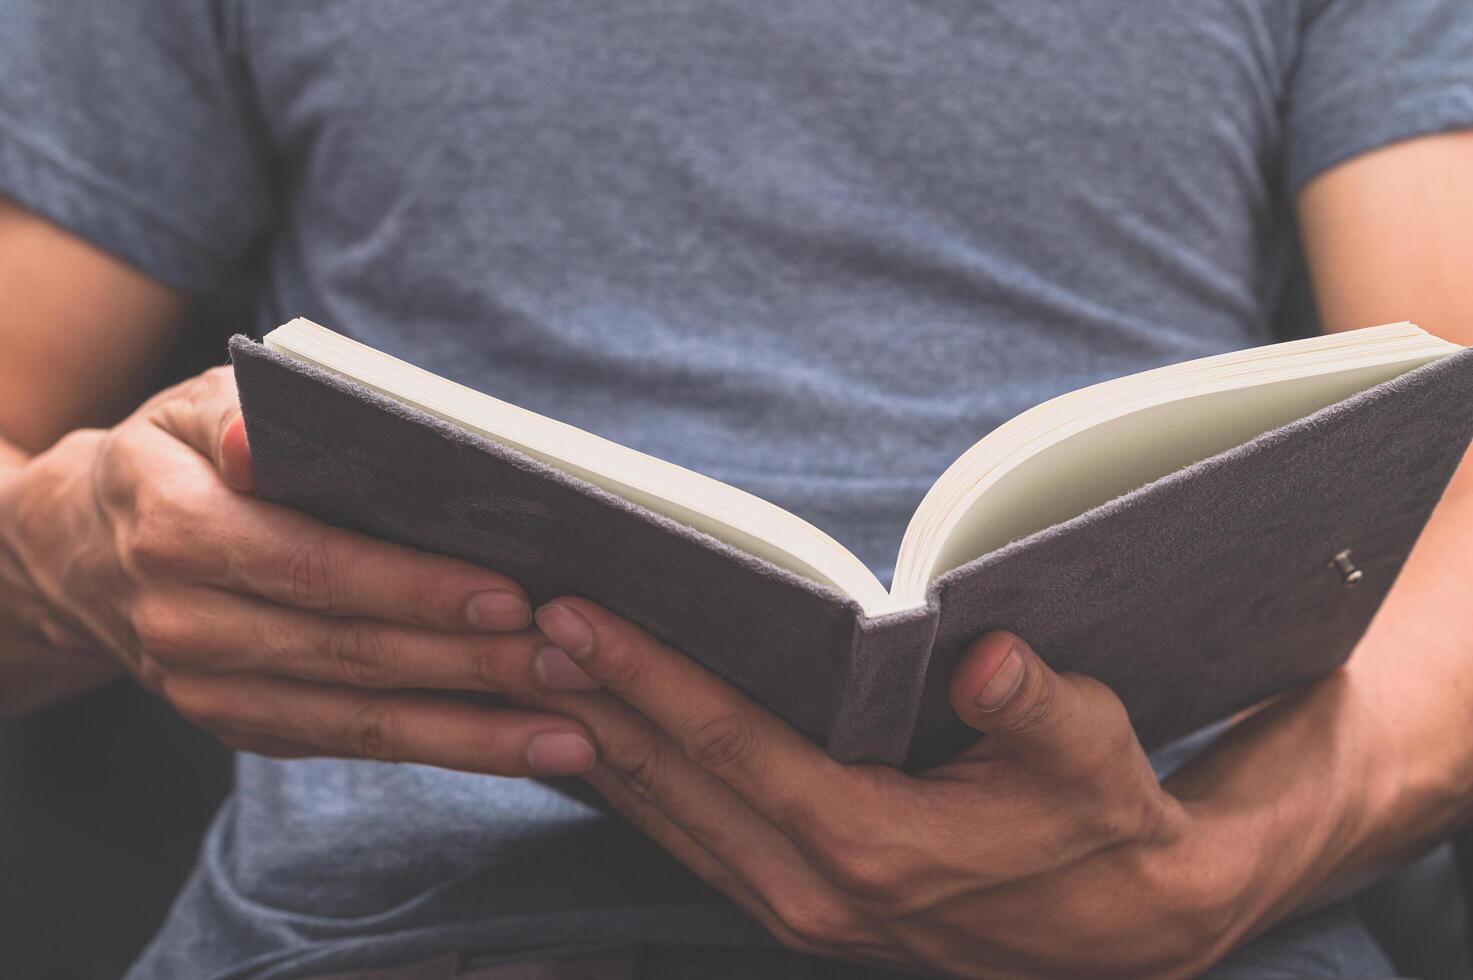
(284, 540), (342, 610)
(771, 893), (866, 952)
(161, 677), (230, 729)
(824, 845), (904, 902)
(1006, 675), (1060, 735)
(1099, 784), (1182, 849)
(802, 811), (908, 899)
(607, 735), (668, 804)
(472, 644), (512, 692)
(127, 506), (193, 577)
(256, 614), (300, 670)
(683, 711), (756, 774)
(328, 620), (397, 688)
(130, 595), (189, 659)
(343, 700), (401, 761)
(181, 367), (231, 405)
(134, 653), (169, 694)
(91, 427), (146, 512)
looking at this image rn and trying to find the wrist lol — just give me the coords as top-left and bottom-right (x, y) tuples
(0, 453), (34, 602)
(2, 428), (107, 624)
(1125, 797), (1265, 974)
(1333, 633), (1473, 881)
(1310, 480), (1473, 889)
(1163, 672), (1385, 946)
(0, 430), (123, 715)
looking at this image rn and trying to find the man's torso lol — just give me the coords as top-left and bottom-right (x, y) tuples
(132, 4), (1338, 976)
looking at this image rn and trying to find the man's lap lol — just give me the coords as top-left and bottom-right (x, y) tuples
(302, 902), (1393, 980)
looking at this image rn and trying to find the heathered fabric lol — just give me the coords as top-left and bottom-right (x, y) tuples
(3, 2), (1472, 977)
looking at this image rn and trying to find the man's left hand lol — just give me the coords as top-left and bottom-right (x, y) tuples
(524, 597), (1256, 978)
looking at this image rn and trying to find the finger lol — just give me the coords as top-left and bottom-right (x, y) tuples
(571, 704), (895, 960)
(161, 672), (596, 776)
(583, 762), (877, 959)
(549, 689), (818, 878)
(124, 384), (532, 633)
(523, 689), (971, 933)
(204, 490), (534, 632)
(551, 692), (853, 953)
(534, 597), (857, 837)
(218, 414), (255, 493)
(581, 763), (802, 944)
(148, 366), (247, 483)
(131, 586), (547, 692)
(948, 631), (1132, 773)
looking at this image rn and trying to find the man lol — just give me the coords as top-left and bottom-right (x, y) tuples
(1, 1), (1471, 976)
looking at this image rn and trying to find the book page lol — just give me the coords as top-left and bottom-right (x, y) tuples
(896, 345), (1451, 602)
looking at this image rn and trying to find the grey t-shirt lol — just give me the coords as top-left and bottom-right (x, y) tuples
(4, 2), (1473, 977)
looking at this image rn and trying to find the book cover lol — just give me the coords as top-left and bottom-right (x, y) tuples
(232, 337), (1473, 769)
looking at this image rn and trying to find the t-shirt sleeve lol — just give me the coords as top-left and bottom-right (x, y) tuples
(1285, 0), (1473, 196)
(0, 0), (274, 291)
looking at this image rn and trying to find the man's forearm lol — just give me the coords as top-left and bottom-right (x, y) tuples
(0, 432), (125, 715)
(1331, 460), (1473, 881)
(1167, 452), (1473, 943)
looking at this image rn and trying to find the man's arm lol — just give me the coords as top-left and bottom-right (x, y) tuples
(0, 198), (188, 708)
(1299, 131), (1473, 344)
(495, 129), (1473, 977)
(0, 200), (598, 776)
(0, 200), (191, 453)
(1164, 128), (1473, 932)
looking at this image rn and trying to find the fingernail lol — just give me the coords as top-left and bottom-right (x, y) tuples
(534, 644), (600, 690)
(535, 603), (594, 660)
(467, 590), (531, 631)
(976, 647), (1026, 711)
(526, 731), (596, 774)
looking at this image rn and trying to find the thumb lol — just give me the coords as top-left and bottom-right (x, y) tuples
(948, 631), (1118, 769)
(217, 413), (255, 493)
(151, 367), (255, 493)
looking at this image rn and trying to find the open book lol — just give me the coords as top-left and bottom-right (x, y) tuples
(234, 320), (1473, 767)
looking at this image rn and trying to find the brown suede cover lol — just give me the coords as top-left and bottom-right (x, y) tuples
(232, 337), (1473, 770)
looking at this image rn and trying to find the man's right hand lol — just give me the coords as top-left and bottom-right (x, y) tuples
(0, 365), (597, 776)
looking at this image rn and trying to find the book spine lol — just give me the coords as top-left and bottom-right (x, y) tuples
(825, 604), (940, 766)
